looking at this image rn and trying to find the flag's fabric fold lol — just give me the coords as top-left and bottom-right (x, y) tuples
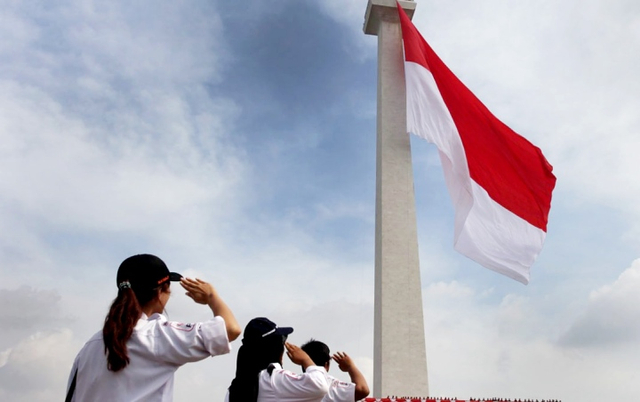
(397, 3), (556, 284)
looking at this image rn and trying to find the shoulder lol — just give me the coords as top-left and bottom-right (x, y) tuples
(263, 362), (283, 375)
(323, 376), (356, 402)
(87, 329), (104, 342)
(76, 330), (104, 356)
(133, 315), (230, 361)
(267, 363), (319, 380)
(260, 363), (300, 383)
(71, 329), (109, 375)
(327, 375), (352, 388)
(154, 314), (224, 327)
(267, 364), (330, 390)
(143, 314), (225, 334)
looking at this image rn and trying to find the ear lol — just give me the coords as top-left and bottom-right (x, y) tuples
(159, 283), (171, 294)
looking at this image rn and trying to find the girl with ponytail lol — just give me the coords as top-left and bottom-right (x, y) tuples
(65, 254), (241, 402)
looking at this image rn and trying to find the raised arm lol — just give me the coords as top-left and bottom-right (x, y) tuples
(180, 278), (242, 341)
(285, 342), (316, 371)
(333, 352), (370, 401)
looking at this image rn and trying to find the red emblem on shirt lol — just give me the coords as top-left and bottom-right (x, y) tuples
(166, 322), (196, 332)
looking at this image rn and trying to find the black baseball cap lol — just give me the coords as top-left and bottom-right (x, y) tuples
(243, 317), (293, 341)
(116, 254), (182, 291)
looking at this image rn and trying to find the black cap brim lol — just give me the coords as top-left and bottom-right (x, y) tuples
(169, 272), (183, 281)
(274, 327), (294, 336)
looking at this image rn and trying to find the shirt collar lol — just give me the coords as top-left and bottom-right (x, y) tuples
(134, 312), (166, 330)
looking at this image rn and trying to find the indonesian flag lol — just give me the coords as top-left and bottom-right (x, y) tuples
(397, 3), (556, 284)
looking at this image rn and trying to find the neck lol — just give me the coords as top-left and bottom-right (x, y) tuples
(141, 299), (164, 317)
(141, 306), (156, 317)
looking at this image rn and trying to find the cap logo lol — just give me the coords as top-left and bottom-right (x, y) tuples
(157, 275), (169, 284)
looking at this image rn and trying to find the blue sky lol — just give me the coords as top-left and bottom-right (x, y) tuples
(1, 1), (639, 401)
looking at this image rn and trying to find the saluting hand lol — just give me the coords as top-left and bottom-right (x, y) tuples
(180, 277), (241, 341)
(285, 342), (314, 367)
(332, 351), (370, 400)
(332, 351), (355, 372)
(180, 278), (216, 305)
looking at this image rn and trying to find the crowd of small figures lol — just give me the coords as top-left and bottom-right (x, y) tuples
(363, 398), (561, 402)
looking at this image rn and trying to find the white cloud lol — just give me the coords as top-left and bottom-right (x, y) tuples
(558, 259), (640, 347)
(1, 88), (242, 233)
(0, 330), (79, 402)
(422, 263), (640, 401)
(0, 0), (250, 281)
(0, 287), (73, 351)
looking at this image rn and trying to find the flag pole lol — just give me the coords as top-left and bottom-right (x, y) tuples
(363, 0), (429, 397)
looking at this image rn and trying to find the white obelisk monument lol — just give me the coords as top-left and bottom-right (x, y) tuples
(363, 0), (429, 397)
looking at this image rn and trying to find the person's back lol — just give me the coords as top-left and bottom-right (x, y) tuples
(72, 329), (176, 402)
(71, 313), (231, 401)
(256, 361), (329, 402)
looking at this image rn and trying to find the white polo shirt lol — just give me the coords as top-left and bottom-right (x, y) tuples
(323, 375), (356, 402)
(256, 363), (330, 402)
(66, 313), (230, 402)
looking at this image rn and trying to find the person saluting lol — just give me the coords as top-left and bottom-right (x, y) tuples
(65, 254), (241, 402)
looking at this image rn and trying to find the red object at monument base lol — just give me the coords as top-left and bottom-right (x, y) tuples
(363, 398), (560, 402)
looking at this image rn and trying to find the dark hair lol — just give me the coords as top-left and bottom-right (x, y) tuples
(301, 339), (331, 367)
(228, 335), (286, 402)
(102, 282), (168, 371)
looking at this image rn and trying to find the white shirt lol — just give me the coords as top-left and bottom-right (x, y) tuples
(323, 374), (356, 402)
(66, 313), (230, 402)
(256, 363), (330, 402)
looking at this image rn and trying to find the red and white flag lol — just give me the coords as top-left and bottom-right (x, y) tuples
(397, 3), (556, 284)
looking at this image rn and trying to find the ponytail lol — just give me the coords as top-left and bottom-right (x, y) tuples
(102, 283), (168, 371)
(102, 288), (142, 372)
